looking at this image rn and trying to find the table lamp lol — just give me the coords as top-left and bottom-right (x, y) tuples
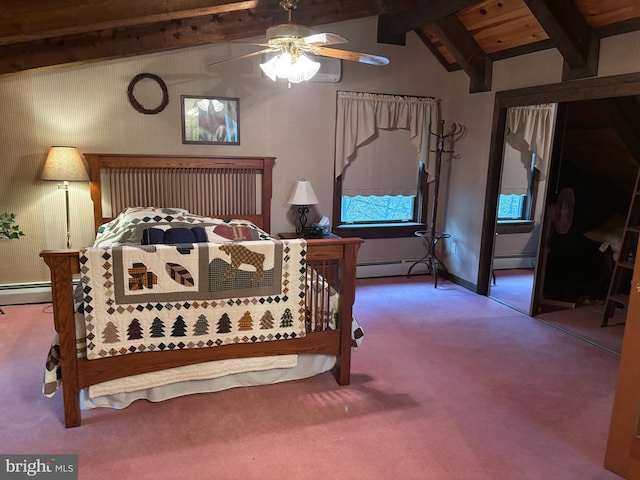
(41, 146), (89, 248)
(287, 179), (319, 236)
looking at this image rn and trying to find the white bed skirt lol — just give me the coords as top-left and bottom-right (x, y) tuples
(79, 354), (336, 410)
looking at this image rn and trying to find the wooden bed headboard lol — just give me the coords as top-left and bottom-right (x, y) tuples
(84, 154), (275, 234)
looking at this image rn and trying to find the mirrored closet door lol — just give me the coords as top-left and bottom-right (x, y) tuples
(488, 104), (557, 315)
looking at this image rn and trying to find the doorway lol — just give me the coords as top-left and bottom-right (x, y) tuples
(533, 99), (637, 354)
(479, 73), (640, 353)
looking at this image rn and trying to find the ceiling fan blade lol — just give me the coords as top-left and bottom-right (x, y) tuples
(302, 32), (348, 46)
(207, 48), (278, 67)
(224, 40), (271, 47)
(312, 47), (389, 66)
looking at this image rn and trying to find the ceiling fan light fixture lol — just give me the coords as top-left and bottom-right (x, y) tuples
(260, 51), (320, 83)
(208, 0), (388, 75)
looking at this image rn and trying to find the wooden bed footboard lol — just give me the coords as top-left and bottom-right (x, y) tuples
(41, 237), (362, 428)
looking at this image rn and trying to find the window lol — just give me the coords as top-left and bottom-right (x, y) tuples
(333, 129), (428, 239)
(341, 194), (415, 223)
(332, 91), (437, 239)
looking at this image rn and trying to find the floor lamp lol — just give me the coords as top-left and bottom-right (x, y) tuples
(41, 146), (89, 248)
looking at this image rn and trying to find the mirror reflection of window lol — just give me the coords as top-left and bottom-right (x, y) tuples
(498, 150), (537, 222)
(498, 104), (557, 226)
(490, 103), (557, 316)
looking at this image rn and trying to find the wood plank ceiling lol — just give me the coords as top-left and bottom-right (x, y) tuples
(1, 0), (640, 92)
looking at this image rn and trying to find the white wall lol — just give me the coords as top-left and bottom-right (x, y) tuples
(0, 16), (449, 285)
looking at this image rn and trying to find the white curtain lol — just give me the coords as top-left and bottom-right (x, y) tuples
(341, 129), (421, 196)
(334, 91), (439, 179)
(506, 103), (557, 174)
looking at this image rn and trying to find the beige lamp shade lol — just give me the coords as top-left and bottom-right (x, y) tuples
(41, 146), (89, 181)
(287, 179), (319, 205)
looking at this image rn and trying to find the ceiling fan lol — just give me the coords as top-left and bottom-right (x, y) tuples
(208, 0), (389, 84)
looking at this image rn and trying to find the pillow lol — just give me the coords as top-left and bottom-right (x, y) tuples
(141, 228), (165, 245)
(142, 227), (207, 245)
(208, 223), (261, 242)
(94, 207), (270, 248)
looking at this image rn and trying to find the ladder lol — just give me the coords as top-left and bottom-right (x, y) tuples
(602, 168), (640, 327)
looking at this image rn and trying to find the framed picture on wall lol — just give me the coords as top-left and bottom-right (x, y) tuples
(181, 95), (240, 145)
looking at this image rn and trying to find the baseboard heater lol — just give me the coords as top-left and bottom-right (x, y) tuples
(356, 259), (428, 279)
(2, 261), (424, 305)
(0, 282), (55, 306)
(492, 254), (536, 271)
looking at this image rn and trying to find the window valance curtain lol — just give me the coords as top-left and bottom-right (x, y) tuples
(506, 103), (556, 174)
(334, 91), (439, 179)
(341, 129), (420, 197)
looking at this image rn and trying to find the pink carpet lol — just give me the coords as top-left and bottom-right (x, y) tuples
(0, 276), (622, 479)
(537, 303), (625, 354)
(490, 268), (535, 314)
(491, 268), (624, 354)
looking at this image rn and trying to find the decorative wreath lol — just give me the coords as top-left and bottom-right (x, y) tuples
(127, 73), (169, 114)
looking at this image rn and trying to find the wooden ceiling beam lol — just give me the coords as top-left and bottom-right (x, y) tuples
(523, 0), (599, 79)
(378, 0), (477, 36)
(0, 0), (413, 76)
(0, 0), (259, 46)
(428, 14), (492, 93)
(413, 28), (462, 72)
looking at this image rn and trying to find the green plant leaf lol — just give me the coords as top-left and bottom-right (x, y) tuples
(0, 212), (25, 240)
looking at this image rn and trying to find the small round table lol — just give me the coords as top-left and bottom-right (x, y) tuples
(407, 230), (451, 287)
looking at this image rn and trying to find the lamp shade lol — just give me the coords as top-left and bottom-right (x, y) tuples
(287, 179), (319, 205)
(41, 146), (89, 181)
(260, 52), (320, 84)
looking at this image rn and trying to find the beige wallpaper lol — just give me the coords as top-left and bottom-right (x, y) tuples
(3, 18), (640, 288)
(0, 16), (448, 286)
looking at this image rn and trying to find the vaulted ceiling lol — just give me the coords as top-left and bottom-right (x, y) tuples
(2, 0), (640, 92)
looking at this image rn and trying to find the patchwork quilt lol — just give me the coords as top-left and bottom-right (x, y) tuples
(43, 207), (360, 400)
(79, 238), (307, 359)
(94, 207), (270, 247)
